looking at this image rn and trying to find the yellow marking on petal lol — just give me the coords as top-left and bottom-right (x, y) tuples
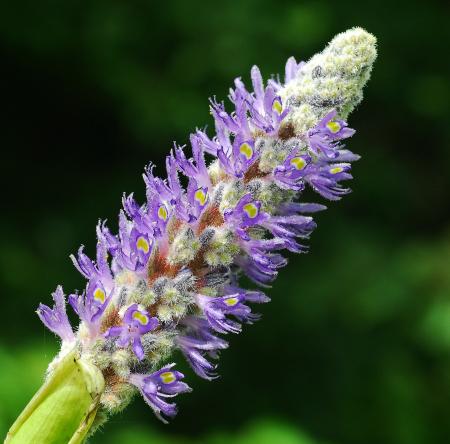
(224, 297), (239, 307)
(194, 188), (208, 206)
(243, 203), (259, 219)
(290, 157), (306, 170)
(272, 99), (283, 114)
(239, 142), (253, 160)
(93, 288), (106, 303)
(330, 167), (343, 174)
(160, 371), (176, 384)
(132, 311), (149, 325)
(326, 121), (341, 133)
(136, 236), (150, 254)
(158, 205), (168, 221)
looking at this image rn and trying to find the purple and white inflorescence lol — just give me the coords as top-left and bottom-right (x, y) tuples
(37, 28), (377, 422)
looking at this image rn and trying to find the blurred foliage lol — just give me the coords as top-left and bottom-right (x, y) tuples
(110, 420), (324, 444)
(0, 0), (449, 444)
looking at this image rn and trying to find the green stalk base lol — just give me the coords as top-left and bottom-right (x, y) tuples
(5, 348), (104, 444)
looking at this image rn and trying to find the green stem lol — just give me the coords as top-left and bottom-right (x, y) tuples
(5, 348), (104, 444)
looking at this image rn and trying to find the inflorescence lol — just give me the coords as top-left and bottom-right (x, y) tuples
(37, 28), (376, 423)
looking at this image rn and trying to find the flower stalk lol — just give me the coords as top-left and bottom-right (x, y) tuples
(6, 27), (376, 441)
(5, 349), (104, 444)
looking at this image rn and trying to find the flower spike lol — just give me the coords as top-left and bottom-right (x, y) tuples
(35, 28), (376, 426)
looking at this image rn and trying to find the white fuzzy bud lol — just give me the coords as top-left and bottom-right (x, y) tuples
(145, 331), (176, 367)
(100, 382), (135, 414)
(220, 180), (245, 212)
(157, 304), (174, 322)
(280, 27), (377, 133)
(254, 182), (295, 213)
(111, 349), (132, 379)
(171, 303), (187, 318)
(204, 228), (240, 267)
(160, 286), (181, 305)
(208, 159), (227, 185)
(258, 138), (305, 173)
(168, 227), (201, 265)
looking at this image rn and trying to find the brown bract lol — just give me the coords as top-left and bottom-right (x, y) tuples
(196, 205), (224, 234)
(243, 161), (267, 183)
(100, 307), (122, 333)
(278, 122), (296, 140)
(102, 366), (125, 387)
(147, 251), (181, 285)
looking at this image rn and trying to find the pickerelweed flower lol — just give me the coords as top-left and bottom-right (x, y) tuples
(7, 27), (376, 442)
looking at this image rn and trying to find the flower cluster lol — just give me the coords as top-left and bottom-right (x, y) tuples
(37, 28), (376, 423)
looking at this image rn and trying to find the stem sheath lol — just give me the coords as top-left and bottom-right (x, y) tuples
(5, 349), (104, 444)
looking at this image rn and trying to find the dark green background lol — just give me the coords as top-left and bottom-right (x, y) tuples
(1, 1), (449, 443)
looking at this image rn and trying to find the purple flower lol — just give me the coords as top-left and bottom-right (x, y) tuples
(129, 364), (191, 423)
(283, 56), (305, 83)
(210, 88), (254, 144)
(277, 202), (327, 215)
(314, 109), (356, 140)
(267, 56), (305, 91)
(187, 178), (209, 220)
(232, 66), (289, 135)
(235, 250), (287, 286)
(144, 165), (171, 199)
(68, 279), (112, 335)
(105, 304), (159, 360)
(216, 137), (257, 178)
(307, 110), (355, 159)
(108, 211), (154, 273)
(261, 215), (316, 253)
(70, 239), (113, 288)
(174, 136), (212, 188)
(202, 106), (258, 179)
(273, 151), (312, 191)
(196, 290), (270, 334)
(224, 194), (268, 239)
(37, 286), (74, 342)
(177, 318), (229, 380)
(305, 163), (353, 201)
